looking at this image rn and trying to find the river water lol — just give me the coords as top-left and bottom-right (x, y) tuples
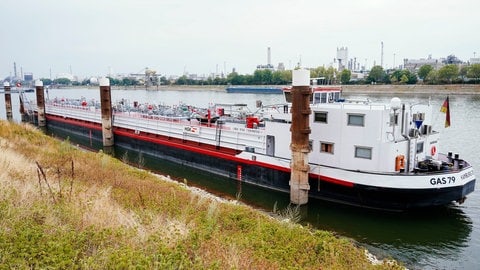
(1, 87), (479, 270)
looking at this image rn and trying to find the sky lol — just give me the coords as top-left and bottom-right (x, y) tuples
(1, 0), (479, 79)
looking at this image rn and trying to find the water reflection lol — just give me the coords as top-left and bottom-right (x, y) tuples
(303, 199), (471, 268)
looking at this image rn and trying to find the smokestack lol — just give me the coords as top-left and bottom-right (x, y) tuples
(267, 47), (271, 66)
(381, 41), (384, 68)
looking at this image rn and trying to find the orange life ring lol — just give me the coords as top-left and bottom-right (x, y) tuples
(395, 155), (405, 171)
(431, 146), (437, 156)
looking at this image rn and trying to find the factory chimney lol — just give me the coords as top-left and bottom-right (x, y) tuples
(267, 47), (271, 67)
(381, 41), (384, 68)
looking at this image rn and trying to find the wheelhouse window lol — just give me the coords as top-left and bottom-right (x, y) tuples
(355, 146), (372, 159)
(348, 114), (365, 126)
(321, 142), (334, 154)
(332, 92), (340, 102)
(314, 111), (328, 123)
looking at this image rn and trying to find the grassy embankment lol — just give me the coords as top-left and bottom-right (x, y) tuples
(0, 121), (402, 269)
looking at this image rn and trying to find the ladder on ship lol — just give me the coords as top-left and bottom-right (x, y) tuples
(407, 138), (417, 172)
(19, 90), (35, 123)
(215, 120), (223, 149)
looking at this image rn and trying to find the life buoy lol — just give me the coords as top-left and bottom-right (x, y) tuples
(431, 146), (437, 156)
(395, 155), (405, 171)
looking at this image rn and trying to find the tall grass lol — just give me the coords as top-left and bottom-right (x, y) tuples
(0, 120), (402, 269)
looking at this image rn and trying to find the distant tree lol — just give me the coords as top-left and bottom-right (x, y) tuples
(54, 78), (71, 85)
(107, 77), (121, 86)
(310, 66), (337, 84)
(271, 70), (290, 85)
(389, 69), (417, 84)
(339, 69), (351, 84)
(122, 78), (135, 86)
(467, 64), (480, 83)
(253, 69), (272, 84)
(176, 75), (188, 85)
(418, 65), (434, 80)
(40, 78), (53, 86)
(263, 69), (273, 84)
(400, 74), (409, 84)
(366, 65), (386, 83)
(459, 66), (469, 82)
(213, 77), (227, 85)
(438, 64), (459, 83)
(310, 66), (327, 78)
(160, 76), (169, 85)
(227, 72), (245, 85)
(424, 70), (439, 84)
(243, 74), (254, 85)
(251, 70), (260, 84)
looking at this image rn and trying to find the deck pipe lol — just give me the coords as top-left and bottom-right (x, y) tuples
(99, 78), (114, 147)
(3, 82), (13, 120)
(35, 80), (46, 127)
(289, 69), (311, 205)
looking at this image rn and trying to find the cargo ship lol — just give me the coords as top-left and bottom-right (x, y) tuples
(42, 85), (476, 211)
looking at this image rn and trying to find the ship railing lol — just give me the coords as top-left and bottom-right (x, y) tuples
(45, 104), (101, 123)
(45, 103), (265, 139)
(113, 111), (266, 151)
(113, 111), (191, 123)
(113, 110), (252, 133)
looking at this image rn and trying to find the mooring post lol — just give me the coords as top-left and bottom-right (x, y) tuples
(99, 77), (114, 147)
(3, 82), (13, 120)
(289, 69), (311, 205)
(35, 80), (46, 127)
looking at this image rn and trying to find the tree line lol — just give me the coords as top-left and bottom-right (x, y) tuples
(174, 63), (480, 85)
(365, 64), (480, 85)
(39, 63), (480, 87)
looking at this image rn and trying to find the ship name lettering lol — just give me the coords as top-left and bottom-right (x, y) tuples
(461, 171), (473, 180)
(429, 176), (455, 185)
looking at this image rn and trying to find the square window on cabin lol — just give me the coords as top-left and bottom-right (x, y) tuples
(355, 146), (372, 159)
(416, 142), (424, 154)
(321, 93), (327, 103)
(321, 142), (334, 154)
(348, 114), (365, 126)
(333, 92), (340, 101)
(314, 112), (328, 123)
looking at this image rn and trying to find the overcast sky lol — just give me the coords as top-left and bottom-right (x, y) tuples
(1, 0), (479, 79)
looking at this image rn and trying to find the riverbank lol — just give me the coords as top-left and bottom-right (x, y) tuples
(57, 83), (480, 95)
(0, 120), (401, 269)
(124, 84), (480, 94)
(342, 84), (480, 95)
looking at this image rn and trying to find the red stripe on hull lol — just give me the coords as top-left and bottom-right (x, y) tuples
(46, 113), (354, 188)
(46, 114), (102, 131)
(316, 174), (355, 188)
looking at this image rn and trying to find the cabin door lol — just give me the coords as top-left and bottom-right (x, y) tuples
(266, 135), (275, 156)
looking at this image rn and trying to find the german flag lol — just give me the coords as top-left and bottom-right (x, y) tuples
(440, 96), (450, 128)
